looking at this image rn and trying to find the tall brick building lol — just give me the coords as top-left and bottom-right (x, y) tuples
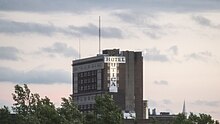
(72, 49), (144, 119)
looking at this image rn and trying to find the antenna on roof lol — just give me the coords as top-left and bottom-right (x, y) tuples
(99, 16), (101, 54)
(78, 38), (81, 59)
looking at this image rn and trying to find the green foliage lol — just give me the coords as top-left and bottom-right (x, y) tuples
(95, 93), (123, 124)
(0, 106), (12, 124)
(58, 97), (83, 124)
(173, 112), (219, 124)
(172, 113), (191, 124)
(11, 84), (61, 124)
(84, 112), (97, 124)
(0, 84), (85, 124)
(4, 84), (219, 124)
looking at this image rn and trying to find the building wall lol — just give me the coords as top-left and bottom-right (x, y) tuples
(134, 52), (143, 119)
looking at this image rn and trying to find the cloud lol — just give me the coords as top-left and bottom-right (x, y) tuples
(144, 31), (164, 39)
(192, 100), (220, 107)
(1, 0), (220, 13)
(41, 42), (78, 58)
(0, 19), (78, 36)
(0, 66), (70, 84)
(133, 19), (165, 39)
(0, 19), (122, 38)
(168, 45), (178, 55)
(113, 12), (166, 39)
(162, 99), (172, 105)
(69, 23), (123, 39)
(144, 48), (170, 62)
(192, 15), (220, 29)
(153, 80), (169, 85)
(184, 51), (214, 62)
(0, 46), (21, 60)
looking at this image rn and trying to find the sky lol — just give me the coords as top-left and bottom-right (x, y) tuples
(0, 0), (220, 120)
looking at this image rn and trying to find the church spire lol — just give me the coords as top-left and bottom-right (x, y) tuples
(182, 100), (186, 116)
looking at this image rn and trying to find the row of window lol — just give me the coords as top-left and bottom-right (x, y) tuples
(78, 77), (97, 85)
(78, 70), (97, 78)
(76, 95), (96, 102)
(78, 104), (95, 110)
(78, 84), (97, 92)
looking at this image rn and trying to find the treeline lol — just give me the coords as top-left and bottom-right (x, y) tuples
(0, 84), (122, 124)
(172, 113), (219, 124)
(0, 84), (219, 124)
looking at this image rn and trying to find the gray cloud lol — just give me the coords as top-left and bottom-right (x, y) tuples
(0, 19), (76, 36)
(113, 12), (165, 39)
(153, 80), (169, 85)
(141, 22), (164, 39)
(185, 51), (213, 62)
(113, 11), (156, 25)
(144, 31), (165, 39)
(0, 0), (220, 13)
(144, 48), (169, 62)
(192, 100), (220, 107)
(168, 45), (178, 55)
(69, 23), (123, 39)
(192, 15), (220, 29)
(113, 11), (176, 39)
(0, 46), (21, 60)
(0, 19), (122, 39)
(162, 99), (172, 105)
(0, 66), (70, 84)
(41, 42), (78, 58)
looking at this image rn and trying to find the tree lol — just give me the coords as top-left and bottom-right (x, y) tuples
(58, 96), (83, 124)
(11, 84), (61, 124)
(172, 113), (191, 124)
(0, 106), (12, 124)
(197, 113), (215, 124)
(33, 96), (61, 124)
(173, 112), (219, 124)
(84, 112), (97, 124)
(95, 93), (122, 124)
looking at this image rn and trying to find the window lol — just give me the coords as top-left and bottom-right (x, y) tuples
(84, 72), (87, 77)
(84, 79), (88, 83)
(92, 71), (95, 75)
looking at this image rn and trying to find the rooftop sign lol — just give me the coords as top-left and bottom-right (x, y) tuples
(104, 56), (126, 63)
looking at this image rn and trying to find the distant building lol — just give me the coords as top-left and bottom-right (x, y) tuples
(72, 49), (144, 119)
(143, 100), (148, 119)
(149, 108), (177, 124)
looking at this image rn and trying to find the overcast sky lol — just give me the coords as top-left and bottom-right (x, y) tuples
(0, 0), (220, 120)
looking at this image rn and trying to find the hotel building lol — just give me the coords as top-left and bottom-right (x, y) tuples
(72, 49), (144, 119)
